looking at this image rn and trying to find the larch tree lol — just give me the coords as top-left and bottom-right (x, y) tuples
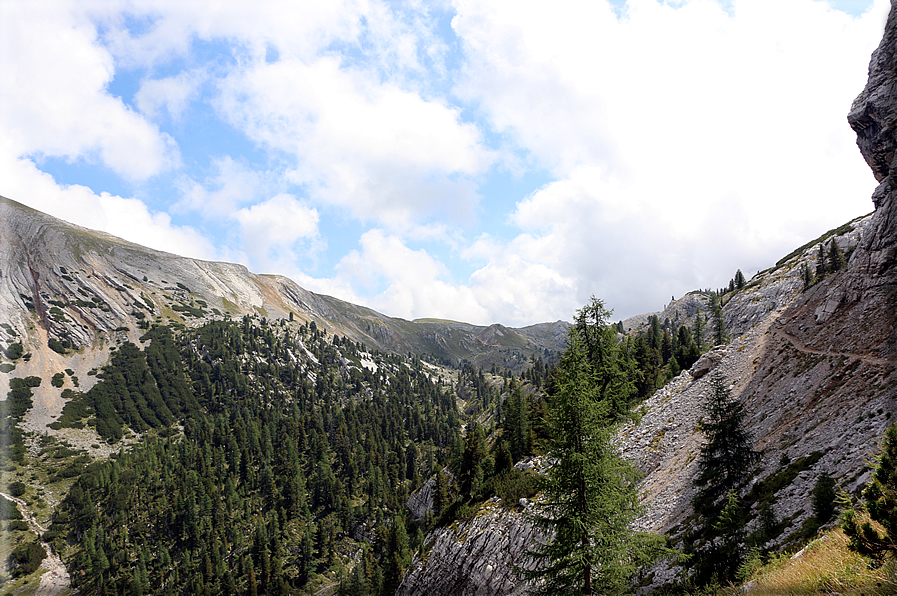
(525, 298), (668, 595)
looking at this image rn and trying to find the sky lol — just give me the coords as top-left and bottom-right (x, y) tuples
(0, 0), (890, 327)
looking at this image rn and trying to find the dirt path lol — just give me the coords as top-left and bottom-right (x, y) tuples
(0, 492), (70, 595)
(770, 323), (897, 367)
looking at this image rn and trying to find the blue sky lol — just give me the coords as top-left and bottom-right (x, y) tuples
(0, 0), (889, 326)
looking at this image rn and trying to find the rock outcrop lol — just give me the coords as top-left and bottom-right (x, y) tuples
(848, 0), (897, 277)
(396, 498), (545, 596)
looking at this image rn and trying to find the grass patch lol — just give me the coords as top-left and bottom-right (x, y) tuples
(736, 527), (897, 595)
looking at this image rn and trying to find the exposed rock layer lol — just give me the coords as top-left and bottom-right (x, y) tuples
(397, 498), (545, 596)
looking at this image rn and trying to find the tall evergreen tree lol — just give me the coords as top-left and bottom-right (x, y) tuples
(734, 269), (746, 289)
(828, 240), (847, 273)
(525, 299), (667, 595)
(693, 309), (705, 354)
(693, 372), (759, 516)
(843, 424), (897, 558)
(802, 263), (813, 289)
(816, 243), (828, 279)
(503, 381), (530, 462)
(710, 294), (728, 347)
(458, 423), (487, 498)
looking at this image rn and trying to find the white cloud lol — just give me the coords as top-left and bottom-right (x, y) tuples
(0, 149), (215, 260)
(176, 156), (268, 218)
(0, 1), (178, 179)
(233, 193), (320, 270)
(451, 0), (889, 319)
(135, 69), (205, 121)
(333, 230), (493, 323)
(216, 56), (493, 227)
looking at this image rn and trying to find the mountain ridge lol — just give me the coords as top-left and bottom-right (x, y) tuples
(0, 194), (568, 380)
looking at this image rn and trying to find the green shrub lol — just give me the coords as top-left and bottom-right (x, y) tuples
(48, 337), (69, 355)
(4, 342), (23, 360)
(0, 495), (23, 520)
(8, 481), (26, 498)
(51, 373), (65, 388)
(7, 520), (28, 531)
(8, 541), (45, 577)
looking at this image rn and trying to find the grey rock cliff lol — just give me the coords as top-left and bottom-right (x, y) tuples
(849, 0), (897, 277)
(397, 498), (545, 596)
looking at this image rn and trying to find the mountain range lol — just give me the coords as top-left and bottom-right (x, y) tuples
(2, 0), (897, 593)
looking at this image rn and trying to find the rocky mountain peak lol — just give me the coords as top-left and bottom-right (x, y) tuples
(848, 0), (897, 275)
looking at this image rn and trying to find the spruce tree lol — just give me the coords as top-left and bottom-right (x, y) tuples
(802, 263), (813, 289)
(458, 423), (486, 498)
(734, 269), (746, 289)
(816, 243), (828, 279)
(828, 240), (846, 273)
(843, 425), (897, 558)
(693, 372), (759, 516)
(690, 372), (759, 583)
(693, 309), (705, 353)
(711, 294), (727, 347)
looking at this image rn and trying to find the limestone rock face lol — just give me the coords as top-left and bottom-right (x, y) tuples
(406, 469), (455, 521)
(396, 498), (545, 596)
(848, 0), (897, 276)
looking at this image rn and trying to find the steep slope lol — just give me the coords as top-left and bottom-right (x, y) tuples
(0, 195), (566, 433)
(0, 196), (567, 364)
(625, 0), (897, 570)
(397, 215), (878, 595)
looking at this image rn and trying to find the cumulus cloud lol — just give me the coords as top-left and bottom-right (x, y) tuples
(176, 156), (269, 219)
(1, 0), (891, 328)
(215, 56), (492, 227)
(135, 69), (205, 121)
(333, 230), (492, 323)
(0, 150), (215, 260)
(0, 1), (178, 179)
(451, 0), (889, 319)
(233, 193), (321, 270)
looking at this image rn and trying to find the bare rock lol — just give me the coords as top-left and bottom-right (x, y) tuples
(689, 346), (727, 379)
(396, 499), (545, 596)
(848, 0), (897, 276)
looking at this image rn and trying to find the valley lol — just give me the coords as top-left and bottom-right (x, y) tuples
(2, 0), (897, 594)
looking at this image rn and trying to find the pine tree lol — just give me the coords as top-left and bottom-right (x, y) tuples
(802, 263), (813, 289)
(458, 423), (486, 498)
(382, 516), (411, 594)
(710, 294), (727, 347)
(693, 309), (705, 353)
(711, 489), (745, 576)
(734, 269), (746, 289)
(504, 382), (530, 462)
(812, 472), (837, 524)
(843, 425), (897, 558)
(525, 299), (667, 595)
